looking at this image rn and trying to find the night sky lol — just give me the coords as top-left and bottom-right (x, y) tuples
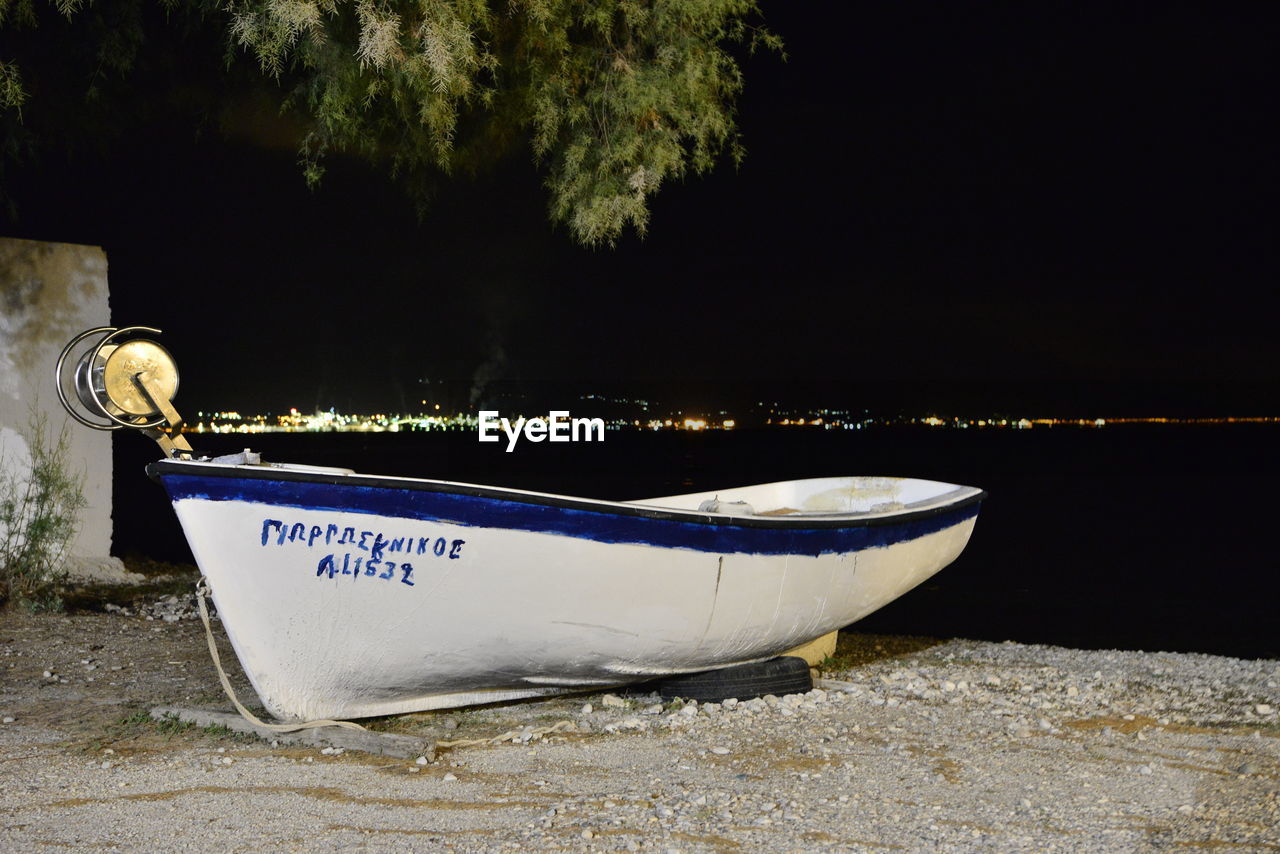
(4, 2), (1277, 416)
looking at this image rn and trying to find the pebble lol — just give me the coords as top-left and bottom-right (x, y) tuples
(442, 772), (458, 782)
(1255, 704), (1274, 716)
(2, 717), (13, 724)
(415, 756), (429, 765)
(710, 746), (730, 755)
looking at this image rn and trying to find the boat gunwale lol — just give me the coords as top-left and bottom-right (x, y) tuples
(147, 459), (986, 531)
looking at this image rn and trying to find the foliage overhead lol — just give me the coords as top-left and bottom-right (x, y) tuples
(0, 0), (781, 245)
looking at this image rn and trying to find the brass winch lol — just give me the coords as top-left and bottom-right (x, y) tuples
(55, 326), (195, 458)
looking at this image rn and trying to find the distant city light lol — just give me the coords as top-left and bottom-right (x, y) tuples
(174, 405), (1279, 436)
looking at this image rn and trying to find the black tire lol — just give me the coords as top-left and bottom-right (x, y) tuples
(650, 656), (813, 703)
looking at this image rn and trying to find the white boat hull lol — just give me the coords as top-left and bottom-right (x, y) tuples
(152, 462), (984, 720)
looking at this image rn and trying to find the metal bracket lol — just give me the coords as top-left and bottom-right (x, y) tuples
(136, 371), (194, 459)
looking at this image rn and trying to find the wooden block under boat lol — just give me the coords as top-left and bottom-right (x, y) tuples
(782, 631), (839, 667)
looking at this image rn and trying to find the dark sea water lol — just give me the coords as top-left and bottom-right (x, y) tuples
(113, 425), (1279, 660)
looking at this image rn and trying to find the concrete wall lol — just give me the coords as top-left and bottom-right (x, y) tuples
(0, 236), (117, 575)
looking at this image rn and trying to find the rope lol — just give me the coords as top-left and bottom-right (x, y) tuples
(195, 578), (573, 746)
(195, 578), (366, 733)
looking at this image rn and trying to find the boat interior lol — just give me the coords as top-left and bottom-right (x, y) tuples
(634, 476), (979, 518)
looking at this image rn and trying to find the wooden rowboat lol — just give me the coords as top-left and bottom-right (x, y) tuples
(149, 458), (984, 720)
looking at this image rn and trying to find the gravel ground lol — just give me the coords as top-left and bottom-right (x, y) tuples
(1, 606), (1277, 853)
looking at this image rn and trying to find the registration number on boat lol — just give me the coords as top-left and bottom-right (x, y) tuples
(258, 518), (466, 587)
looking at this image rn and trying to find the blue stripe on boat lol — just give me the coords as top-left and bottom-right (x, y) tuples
(158, 473), (980, 557)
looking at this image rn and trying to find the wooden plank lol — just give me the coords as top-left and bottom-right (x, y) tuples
(151, 706), (434, 760)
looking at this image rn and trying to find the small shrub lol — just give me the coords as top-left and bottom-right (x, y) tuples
(0, 410), (87, 611)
